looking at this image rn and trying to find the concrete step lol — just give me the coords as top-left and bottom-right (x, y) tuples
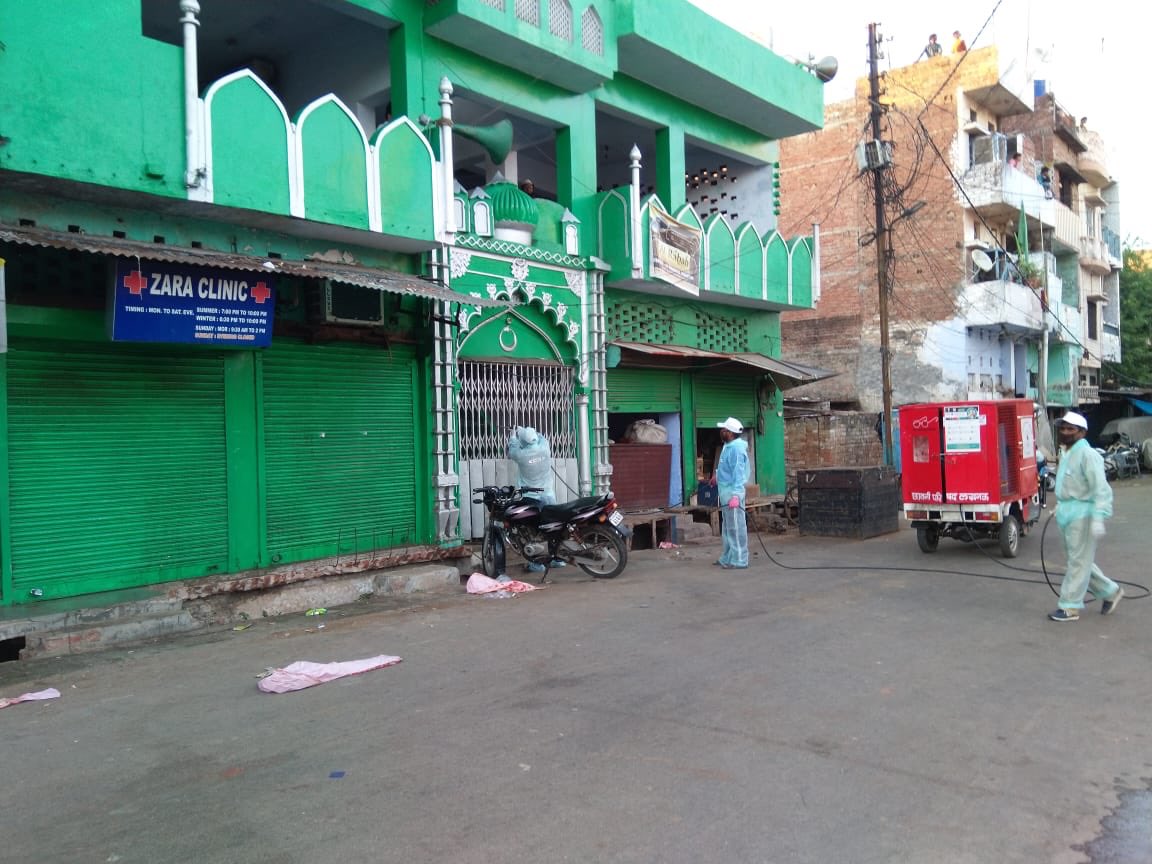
(20, 609), (201, 659)
(2, 563), (463, 661)
(0, 589), (180, 643)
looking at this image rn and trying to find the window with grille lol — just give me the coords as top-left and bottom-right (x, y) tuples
(479, 0), (505, 10)
(458, 361), (576, 460)
(549, 0), (572, 40)
(581, 7), (603, 55)
(1, 243), (105, 309)
(607, 303), (675, 343)
(694, 310), (748, 353)
(515, 0), (539, 26)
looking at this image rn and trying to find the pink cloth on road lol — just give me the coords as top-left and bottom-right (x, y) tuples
(466, 573), (542, 594)
(257, 655), (402, 694)
(0, 687), (61, 709)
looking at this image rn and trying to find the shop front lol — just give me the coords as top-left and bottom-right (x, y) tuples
(0, 229), (460, 605)
(605, 341), (833, 513)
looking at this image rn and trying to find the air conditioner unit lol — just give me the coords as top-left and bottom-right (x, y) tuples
(855, 140), (893, 172)
(316, 280), (388, 326)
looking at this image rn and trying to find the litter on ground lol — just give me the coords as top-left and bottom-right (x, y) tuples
(257, 655), (402, 694)
(466, 572), (543, 598)
(0, 687), (61, 710)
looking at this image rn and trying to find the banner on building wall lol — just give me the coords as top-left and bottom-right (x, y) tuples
(649, 205), (701, 296)
(109, 260), (275, 347)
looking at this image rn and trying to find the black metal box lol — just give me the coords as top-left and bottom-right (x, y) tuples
(798, 466), (900, 538)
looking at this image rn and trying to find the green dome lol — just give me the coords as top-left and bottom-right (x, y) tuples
(485, 181), (540, 227)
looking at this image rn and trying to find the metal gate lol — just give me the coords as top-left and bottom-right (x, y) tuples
(458, 360), (578, 538)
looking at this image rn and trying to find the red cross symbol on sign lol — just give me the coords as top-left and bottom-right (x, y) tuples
(123, 270), (148, 295)
(251, 281), (271, 303)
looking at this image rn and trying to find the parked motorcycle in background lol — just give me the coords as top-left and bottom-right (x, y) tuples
(1036, 452), (1054, 508)
(473, 485), (631, 581)
(1096, 433), (1142, 482)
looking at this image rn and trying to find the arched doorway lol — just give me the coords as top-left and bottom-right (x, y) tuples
(457, 307), (580, 538)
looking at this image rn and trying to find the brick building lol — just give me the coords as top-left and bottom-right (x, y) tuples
(777, 45), (1121, 468)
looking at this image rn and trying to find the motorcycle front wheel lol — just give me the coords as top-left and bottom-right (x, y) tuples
(481, 530), (505, 579)
(574, 526), (628, 579)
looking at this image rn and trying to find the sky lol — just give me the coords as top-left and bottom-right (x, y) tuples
(688, 0), (1152, 248)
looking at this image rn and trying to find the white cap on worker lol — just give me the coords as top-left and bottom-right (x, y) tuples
(717, 417), (744, 434)
(1058, 411), (1088, 430)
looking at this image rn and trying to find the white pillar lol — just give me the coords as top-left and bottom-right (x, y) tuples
(576, 393), (591, 496)
(0, 255), (7, 354)
(629, 145), (643, 277)
(811, 222), (822, 305)
(180, 0), (204, 192)
(439, 78), (457, 234)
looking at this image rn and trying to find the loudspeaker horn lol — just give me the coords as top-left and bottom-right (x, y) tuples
(454, 118), (514, 165)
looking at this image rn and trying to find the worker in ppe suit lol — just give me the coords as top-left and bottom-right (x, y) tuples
(711, 416), (750, 569)
(507, 426), (555, 504)
(507, 426), (562, 572)
(1048, 411), (1122, 622)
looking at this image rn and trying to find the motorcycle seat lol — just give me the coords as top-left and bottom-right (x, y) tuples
(538, 495), (609, 520)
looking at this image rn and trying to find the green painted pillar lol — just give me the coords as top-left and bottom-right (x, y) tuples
(656, 126), (686, 211)
(679, 370), (696, 505)
(225, 352), (263, 570)
(557, 100), (598, 252)
(759, 385), (785, 495)
(389, 25), (426, 121)
(0, 350), (12, 605)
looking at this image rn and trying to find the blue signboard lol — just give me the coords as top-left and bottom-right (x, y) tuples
(109, 260), (276, 347)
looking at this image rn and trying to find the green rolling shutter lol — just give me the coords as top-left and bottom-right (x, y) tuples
(693, 371), (758, 428)
(6, 346), (230, 600)
(606, 368), (682, 412)
(262, 341), (418, 563)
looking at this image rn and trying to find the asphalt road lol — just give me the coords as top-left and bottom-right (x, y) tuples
(3, 477), (1151, 864)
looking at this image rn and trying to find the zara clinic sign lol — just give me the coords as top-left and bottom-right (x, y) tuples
(109, 260), (276, 347)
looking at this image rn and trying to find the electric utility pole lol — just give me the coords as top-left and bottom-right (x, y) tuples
(867, 22), (894, 466)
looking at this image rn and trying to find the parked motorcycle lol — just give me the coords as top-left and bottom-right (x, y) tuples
(1096, 434), (1142, 482)
(472, 485), (631, 581)
(1036, 452), (1054, 508)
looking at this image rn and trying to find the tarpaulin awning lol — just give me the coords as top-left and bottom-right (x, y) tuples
(0, 225), (506, 307)
(608, 341), (837, 390)
(1129, 397), (1152, 415)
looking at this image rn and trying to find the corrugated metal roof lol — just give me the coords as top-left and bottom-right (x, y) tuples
(0, 225), (506, 307)
(609, 341), (836, 390)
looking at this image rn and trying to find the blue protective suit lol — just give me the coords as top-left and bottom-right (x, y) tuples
(507, 427), (556, 505)
(1053, 437), (1119, 610)
(716, 436), (750, 568)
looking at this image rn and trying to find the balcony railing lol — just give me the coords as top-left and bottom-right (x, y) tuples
(595, 190), (817, 310)
(1080, 236), (1111, 274)
(1077, 384), (1100, 403)
(962, 276), (1044, 333)
(960, 160), (1053, 227)
(1101, 330), (1122, 363)
(1047, 299), (1082, 345)
(1051, 201), (1081, 254)
(1078, 129), (1110, 188)
(1103, 226), (1122, 263)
